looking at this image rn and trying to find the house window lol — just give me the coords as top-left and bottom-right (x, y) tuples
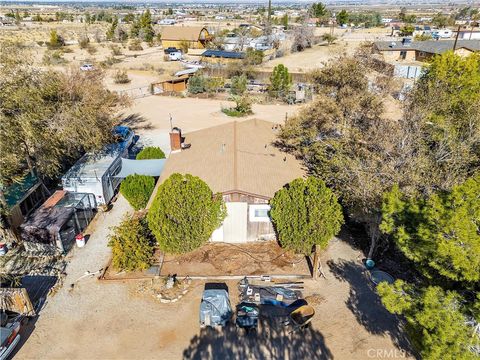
(249, 204), (271, 223)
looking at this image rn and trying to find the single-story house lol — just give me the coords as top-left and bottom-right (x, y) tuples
(373, 40), (480, 62)
(153, 119), (306, 243)
(456, 30), (480, 40)
(160, 26), (211, 50)
(201, 50), (245, 65)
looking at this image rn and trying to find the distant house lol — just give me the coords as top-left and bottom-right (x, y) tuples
(160, 26), (211, 49)
(456, 30), (480, 40)
(373, 40), (480, 62)
(154, 120), (305, 243)
(201, 50), (245, 65)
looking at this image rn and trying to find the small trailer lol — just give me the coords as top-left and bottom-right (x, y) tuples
(62, 127), (134, 206)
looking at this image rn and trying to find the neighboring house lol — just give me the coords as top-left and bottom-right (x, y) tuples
(155, 120), (305, 243)
(160, 26), (211, 49)
(0, 173), (49, 234)
(201, 50), (245, 65)
(373, 40), (480, 62)
(456, 30), (480, 40)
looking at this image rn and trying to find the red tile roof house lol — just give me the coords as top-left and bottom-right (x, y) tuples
(149, 119), (306, 243)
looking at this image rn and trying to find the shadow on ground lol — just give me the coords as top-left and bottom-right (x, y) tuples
(119, 113), (153, 131)
(183, 315), (333, 360)
(326, 259), (413, 356)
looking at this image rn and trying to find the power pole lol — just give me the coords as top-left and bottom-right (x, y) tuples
(266, 0), (272, 35)
(453, 25), (461, 51)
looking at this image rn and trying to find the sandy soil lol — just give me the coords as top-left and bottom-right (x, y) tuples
(120, 95), (302, 156)
(14, 200), (413, 360)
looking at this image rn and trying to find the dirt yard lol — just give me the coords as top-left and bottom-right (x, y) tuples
(119, 95), (301, 156)
(13, 195), (413, 360)
(160, 242), (310, 276)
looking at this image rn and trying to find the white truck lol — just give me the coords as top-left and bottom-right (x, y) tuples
(62, 126), (134, 206)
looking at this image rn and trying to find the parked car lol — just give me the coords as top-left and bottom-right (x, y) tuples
(80, 64), (94, 71)
(164, 47), (179, 54)
(168, 51), (183, 61)
(0, 311), (23, 360)
(199, 283), (233, 328)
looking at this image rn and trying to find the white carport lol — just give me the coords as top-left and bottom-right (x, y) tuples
(114, 159), (166, 178)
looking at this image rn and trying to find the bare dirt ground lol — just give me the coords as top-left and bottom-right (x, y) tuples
(120, 95), (301, 155)
(14, 196), (413, 360)
(160, 242), (310, 276)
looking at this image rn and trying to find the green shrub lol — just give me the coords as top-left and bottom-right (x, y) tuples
(187, 74), (206, 94)
(222, 95), (253, 117)
(136, 147), (165, 160)
(120, 174), (155, 210)
(230, 74), (247, 95)
(108, 215), (154, 271)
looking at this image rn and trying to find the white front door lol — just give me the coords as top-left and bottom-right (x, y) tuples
(222, 202), (248, 243)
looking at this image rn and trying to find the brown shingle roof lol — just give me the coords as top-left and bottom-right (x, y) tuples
(158, 120), (305, 199)
(160, 26), (208, 42)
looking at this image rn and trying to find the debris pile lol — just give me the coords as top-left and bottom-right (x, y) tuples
(136, 275), (191, 303)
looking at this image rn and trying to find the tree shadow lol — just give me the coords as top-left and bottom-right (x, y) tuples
(119, 113), (153, 131)
(183, 313), (333, 360)
(326, 259), (414, 356)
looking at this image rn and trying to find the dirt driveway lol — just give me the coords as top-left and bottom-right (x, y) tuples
(14, 195), (412, 360)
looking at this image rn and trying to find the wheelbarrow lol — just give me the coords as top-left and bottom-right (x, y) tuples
(285, 304), (315, 333)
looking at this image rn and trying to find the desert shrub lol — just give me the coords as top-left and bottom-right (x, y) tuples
(100, 56), (122, 68)
(108, 215), (154, 271)
(113, 69), (131, 84)
(222, 95), (253, 117)
(128, 39), (143, 51)
(136, 147), (165, 160)
(230, 74), (247, 95)
(86, 44), (97, 54)
(187, 74), (206, 94)
(61, 47), (73, 53)
(47, 29), (64, 49)
(78, 35), (90, 49)
(42, 50), (66, 65)
(110, 44), (123, 55)
(120, 174), (155, 210)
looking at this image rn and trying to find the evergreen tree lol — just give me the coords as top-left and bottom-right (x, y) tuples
(270, 177), (344, 255)
(269, 64), (292, 99)
(147, 174), (226, 254)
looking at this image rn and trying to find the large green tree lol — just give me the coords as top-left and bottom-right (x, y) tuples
(270, 177), (344, 255)
(381, 176), (480, 284)
(378, 282), (479, 360)
(406, 52), (480, 190)
(147, 173), (226, 253)
(0, 42), (125, 183)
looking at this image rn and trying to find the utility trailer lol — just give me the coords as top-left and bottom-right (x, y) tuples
(61, 126), (134, 206)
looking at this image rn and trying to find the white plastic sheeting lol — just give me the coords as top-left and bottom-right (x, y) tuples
(114, 158), (166, 178)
